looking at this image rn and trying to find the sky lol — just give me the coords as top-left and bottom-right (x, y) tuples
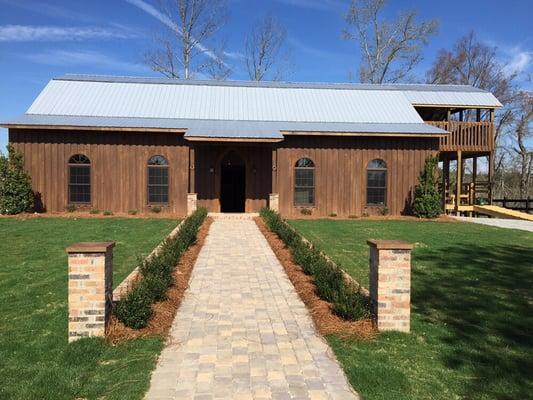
(0, 0), (532, 152)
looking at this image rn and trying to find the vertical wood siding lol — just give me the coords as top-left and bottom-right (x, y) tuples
(276, 136), (439, 217)
(9, 129), (189, 214)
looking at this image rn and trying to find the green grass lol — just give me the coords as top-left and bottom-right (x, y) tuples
(0, 217), (178, 400)
(289, 219), (533, 400)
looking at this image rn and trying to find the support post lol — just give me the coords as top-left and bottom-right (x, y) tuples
(472, 157), (477, 206)
(66, 242), (115, 342)
(456, 151), (462, 212)
(488, 152), (494, 205)
(270, 147), (279, 212)
(368, 240), (413, 332)
(442, 158), (450, 212)
(188, 147), (197, 215)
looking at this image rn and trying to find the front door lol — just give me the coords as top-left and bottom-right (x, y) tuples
(220, 159), (245, 213)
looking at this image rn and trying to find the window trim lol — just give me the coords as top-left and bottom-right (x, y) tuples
(366, 158), (387, 206)
(68, 154), (91, 205)
(293, 157), (316, 207)
(147, 155), (169, 206)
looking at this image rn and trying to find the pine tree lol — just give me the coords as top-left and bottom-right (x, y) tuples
(413, 156), (441, 218)
(0, 144), (34, 214)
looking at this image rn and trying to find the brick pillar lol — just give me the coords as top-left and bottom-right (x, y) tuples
(367, 240), (413, 332)
(187, 193), (197, 216)
(269, 193), (279, 212)
(66, 242), (115, 342)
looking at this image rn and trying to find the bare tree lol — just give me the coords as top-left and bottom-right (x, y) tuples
(244, 16), (289, 81)
(343, 0), (438, 84)
(426, 32), (518, 185)
(147, 0), (230, 79)
(508, 92), (533, 197)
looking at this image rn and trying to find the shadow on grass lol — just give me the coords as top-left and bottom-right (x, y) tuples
(414, 243), (533, 399)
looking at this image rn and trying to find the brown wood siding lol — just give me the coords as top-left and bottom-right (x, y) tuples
(9, 129), (189, 214)
(194, 144), (272, 213)
(276, 136), (439, 217)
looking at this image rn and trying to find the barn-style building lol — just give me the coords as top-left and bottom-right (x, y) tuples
(2, 75), (501, 217)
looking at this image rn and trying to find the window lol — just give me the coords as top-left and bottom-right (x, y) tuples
(148, 155), (169, 204)
(68, 154), (91, 204)
(367, 159), (387, 205)
(294, 158), (315, 206)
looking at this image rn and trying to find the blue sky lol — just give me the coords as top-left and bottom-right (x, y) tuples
(0, 0), (531, 151)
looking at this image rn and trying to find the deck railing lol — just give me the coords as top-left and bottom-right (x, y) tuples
(426, 121), (494, 152)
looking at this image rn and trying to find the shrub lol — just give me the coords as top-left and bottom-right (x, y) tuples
(328, 213), (337, 217)
(413, 156), (442, 218)
(65, 204), (77, 213)
(0, 145), (34, 215)
(150, 206), (162, 213)
(115, 207), (208, 329)
(300, 208), (312, 215)
(128, 209), (138, 215)
(103, 210), (113, 216)
(89, 209), (100, 215)
(378, 207), (389, 216)
(114, 282), (153, 329)
(259, 207), (370, 321)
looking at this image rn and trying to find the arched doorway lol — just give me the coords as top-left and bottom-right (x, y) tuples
(220, 151), (246, 212)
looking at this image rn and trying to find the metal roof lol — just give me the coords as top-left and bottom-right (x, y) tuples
(1, 74), (500, 139)
(2, 114), (445, 139)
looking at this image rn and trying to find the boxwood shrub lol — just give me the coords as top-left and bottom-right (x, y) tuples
(260, 207), (370, 321)
(115, 207), (208, 329)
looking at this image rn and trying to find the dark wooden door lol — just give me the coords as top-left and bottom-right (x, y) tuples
(220, 165), (245, 212)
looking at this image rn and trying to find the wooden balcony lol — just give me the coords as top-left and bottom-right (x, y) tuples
(426, 121), (494, 153)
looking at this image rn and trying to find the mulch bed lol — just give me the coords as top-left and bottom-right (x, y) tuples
(254, 217), (376, 340)
(106, 217), (213, 344)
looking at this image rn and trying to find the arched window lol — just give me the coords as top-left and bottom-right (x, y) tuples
(148, 155), (169, 204)
(294, 158), (315, 206)
(367, 159), (387, 206)
(68, 154), (91, 204)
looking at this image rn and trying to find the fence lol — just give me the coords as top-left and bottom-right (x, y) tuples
(493, 197), (533, 214)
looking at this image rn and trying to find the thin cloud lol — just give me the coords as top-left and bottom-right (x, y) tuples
(20, 49), (149, 73)
(273, 0), (345, 12)
(0, 0), (98, 23)
(125, 0), (230, 68)
(287, 36), (342, 60)
(503, 47), (532, 77)
(0, 25), (137, 42)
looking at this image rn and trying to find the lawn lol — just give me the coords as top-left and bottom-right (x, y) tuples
(289, 219), (533, 400)
(0, 217), (178, 400)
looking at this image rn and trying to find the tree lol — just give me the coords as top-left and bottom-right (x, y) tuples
(343, 0), (438, 83)
(508, 92), (533, 197)
(244, 16), (289, 81)
(0, 144), (34, 215)
(147, 0), (230, 79)
(413, 156), (441, 218)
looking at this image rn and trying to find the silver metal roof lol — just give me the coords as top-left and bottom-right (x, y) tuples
(2, 74), (500, 139)
(2, 114), (445, 139)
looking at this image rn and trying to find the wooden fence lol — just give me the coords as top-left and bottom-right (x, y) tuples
(493, 197), (533, 214)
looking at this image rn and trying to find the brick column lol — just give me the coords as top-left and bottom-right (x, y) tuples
(187, 193), (197, 216)
(66, 242), (115, 342)
(269, 193), (279, 212)
(367, 240), (413, 332)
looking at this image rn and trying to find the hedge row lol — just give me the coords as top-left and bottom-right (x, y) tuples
(260, 207), (370, 320)
(115, 207), (208, 329)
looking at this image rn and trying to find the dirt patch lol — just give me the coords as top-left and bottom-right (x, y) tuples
(106, 217), (213, 344)
(254, 217), (376, 340)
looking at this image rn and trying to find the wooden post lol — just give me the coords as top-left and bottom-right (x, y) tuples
(476, 109), (481, 122)
(188, 146), (195, 194)
(472, 157), (477, 205)
(442, 158), (450, 212)
(456, 151), (462, 213)
(488, 152), (494, 204)
(270, 147), (279, 212)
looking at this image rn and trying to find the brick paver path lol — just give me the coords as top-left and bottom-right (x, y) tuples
(145, 218), (358, 400)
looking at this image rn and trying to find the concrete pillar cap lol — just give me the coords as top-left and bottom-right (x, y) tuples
(66, 242), (115, 253)
(367, 240), (413, 250)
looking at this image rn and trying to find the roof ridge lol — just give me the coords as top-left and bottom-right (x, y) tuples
(54, 74), (488, 93)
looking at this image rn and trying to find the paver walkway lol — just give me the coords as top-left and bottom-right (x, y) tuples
(145, 218), (358, 400)
(454, 216), (533, 232)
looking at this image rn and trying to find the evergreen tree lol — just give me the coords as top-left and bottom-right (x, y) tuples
(0, 145), (34, 214)
(413, 156), (441, 218)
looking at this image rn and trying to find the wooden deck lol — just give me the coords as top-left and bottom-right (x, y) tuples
(427, 121), (494, 152)
(473, 205), (533, 221)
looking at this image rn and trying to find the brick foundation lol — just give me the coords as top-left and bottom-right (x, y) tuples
(367, 240), (412, 332)
(66, 242), (115, 342)
(187, 193), (197, 216)
(269, 193), (279, 212)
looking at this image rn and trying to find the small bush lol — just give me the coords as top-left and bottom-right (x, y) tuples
(378, 207), (389, 216)
(150, 206), (162, 213)
(114, 282), (153, 329)
(65, 204), (77, 213)
(115, 207), (208, 329)
(89, 209), (100, 215)
(103, 210), (113, 216)
(128, 209), (138, 215)
(0, 144), (34, 215)
(300, 208), (312, 215)
(413, 156), (441, 218)
(260, 207), (370, 321)
(328, 213), (337, 217)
